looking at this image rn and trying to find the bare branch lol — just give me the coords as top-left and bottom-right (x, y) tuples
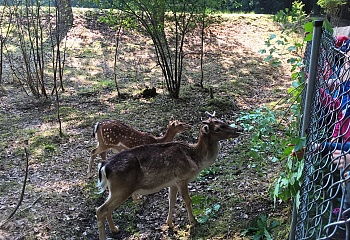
(0, 148), (29, 228)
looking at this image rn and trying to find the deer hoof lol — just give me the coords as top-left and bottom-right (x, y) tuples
(110, 226), (119, 233)
(167, 221), (174, 229)
(191, 219), (198, 226)
(132, 193), (142, 203)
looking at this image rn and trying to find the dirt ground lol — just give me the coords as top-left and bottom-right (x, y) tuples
(0, 11), (295, 240)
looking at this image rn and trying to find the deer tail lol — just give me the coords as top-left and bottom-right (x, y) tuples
(92, 122), (99, 138)
(97, 161), (108, 194)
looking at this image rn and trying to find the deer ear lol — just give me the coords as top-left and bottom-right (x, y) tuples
(201, 125), (210, 134)
(170, 115), (175, 122)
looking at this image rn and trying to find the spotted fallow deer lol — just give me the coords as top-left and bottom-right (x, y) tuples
(95, 113), (242, 240)
(88, 117), (191, 177)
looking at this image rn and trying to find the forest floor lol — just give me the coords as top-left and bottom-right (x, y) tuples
(0, 10), (298, 240)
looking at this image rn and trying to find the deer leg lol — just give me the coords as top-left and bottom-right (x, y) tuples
(100, 151), (107, 160)
(96, 193), (129, 240)
(106, 209), (119, 234)
(88, 148), (98, 177)
(177, 183), (196, 225)
(88, 148), (107, 178)
(96, 203), (108, 240)
(166, 186), (178, 228)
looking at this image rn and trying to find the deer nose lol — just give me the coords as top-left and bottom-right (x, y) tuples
(236, 126), (244, 132)
(229, 124), (243, 132)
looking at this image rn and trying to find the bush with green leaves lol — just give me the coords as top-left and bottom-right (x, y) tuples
(237, 107), (285, 162)
(191, 194), (220, 224)
(241, 214), (280, 240)
(317, 0), (347, 16)
(240, 0), (308, 207)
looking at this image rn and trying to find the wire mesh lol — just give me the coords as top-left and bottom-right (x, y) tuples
(295, 28), (350, 239)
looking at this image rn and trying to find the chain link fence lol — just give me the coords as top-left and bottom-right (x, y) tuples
(294, 21), (350, 239)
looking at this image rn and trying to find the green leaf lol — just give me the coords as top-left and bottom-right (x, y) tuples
(323, 18), (333, 34)
(269, 220), (280, 229)
(269, 34), (277, 40)
(191, 195), (206, 205)
(258, 49), (267, 54)
(288, 46), (297, 52)
(303, 21), (313, 41)
(205, 208), (212, 215)
(213, 204), (220, 211)
(273, 184), (280, 205)
(276, 40), (284, 45)
(253, 235), (262, 240)
(304, 33), (313, 42)
(264, 228), (273, 240)
(297, 160), (304, 178)
(271, 60), (282, 67)
(281, 178), (290, 186)
(264, 55), (273, 62)
(197, 215), (209, 224)
(303, 21), (313, 33)
(293, 136), (306, 151)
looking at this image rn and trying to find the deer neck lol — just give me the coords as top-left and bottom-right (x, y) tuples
(192, 135), (221, 169)
(155, 127), (176, 143)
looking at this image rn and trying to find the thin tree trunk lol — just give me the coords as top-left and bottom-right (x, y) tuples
(200, 10), (205, 88)
(114, 26), (122, 98)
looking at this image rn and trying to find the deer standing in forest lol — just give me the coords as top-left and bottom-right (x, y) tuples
(88, 116), (191, 177)
(95, 113), (242, 240)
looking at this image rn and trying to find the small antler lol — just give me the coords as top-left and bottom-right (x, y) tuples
(205, 111), (216, 118)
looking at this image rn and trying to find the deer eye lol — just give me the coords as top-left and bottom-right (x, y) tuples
(214, 127), (221, 132)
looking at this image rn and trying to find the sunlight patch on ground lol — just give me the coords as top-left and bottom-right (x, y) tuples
(35, 178), (86, 194)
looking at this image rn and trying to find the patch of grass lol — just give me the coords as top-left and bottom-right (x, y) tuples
(30, 134), (60, 147)
(11, 146), (27, 158)
(59, 106), (91, 122)
(43, 143), (58, 153)
(0, 180), (20, 193)
(241, 214), (280, 239)
(206, 98), (237, 112)
(76, 86), (100, 97)
(0, 115), (21, 148)
(27, 131), (64, 161)
(94, 78), (116, 89)
(191, 194), (220, 224)
(83, 179), (102, 202)
(197, 166), (220, 180)
(111, 199), (140, 234)
(23, 128), (38, 136)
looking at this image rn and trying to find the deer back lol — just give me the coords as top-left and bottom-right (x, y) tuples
(95, 120), (160, 149)
(102, 142), (200, 195)
(95, 119), (191, 149)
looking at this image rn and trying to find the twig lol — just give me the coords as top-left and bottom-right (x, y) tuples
(0, 148), (29, 227)
(16, 196), (42, 215)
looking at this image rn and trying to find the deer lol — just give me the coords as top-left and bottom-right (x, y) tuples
(95, 112), (242, 240)
(88, 116), (191, 177)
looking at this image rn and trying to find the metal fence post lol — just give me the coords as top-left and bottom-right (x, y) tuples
(289, 19), (323, 240)
(301, 20), (323, 137)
